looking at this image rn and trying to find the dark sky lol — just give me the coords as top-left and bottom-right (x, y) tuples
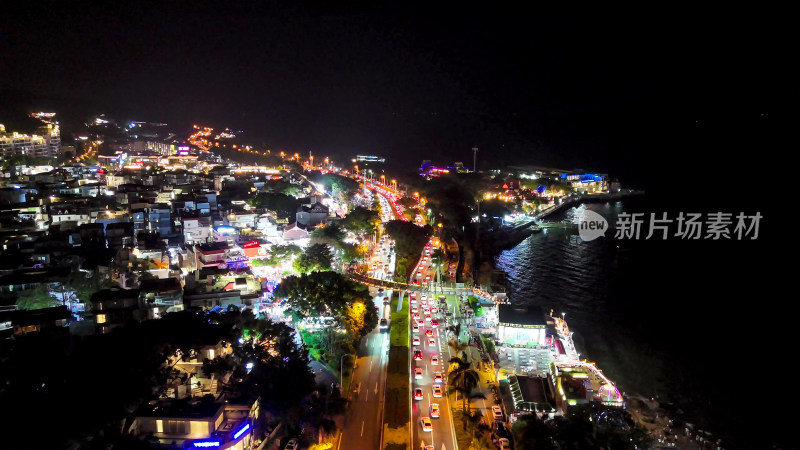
(1, 2), (795, 188)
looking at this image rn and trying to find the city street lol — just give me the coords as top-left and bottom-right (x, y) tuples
(338, 290), (391, 450)
(410, 289), (458, 450)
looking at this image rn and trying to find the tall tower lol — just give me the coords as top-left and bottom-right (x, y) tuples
(472, 146), (478, 173)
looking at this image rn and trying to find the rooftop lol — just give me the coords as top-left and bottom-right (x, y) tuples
(498, 304), (547, 326)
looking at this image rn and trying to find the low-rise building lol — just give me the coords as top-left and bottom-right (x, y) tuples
(183, 216), (213, 245)
(497, 304), (549, 348)
(296, 202), (328, 227)
(127, 397), (256, 449)
(139, 277), (183, 319)
(90, 288), (140, 333)
(195, 242), (229, 269)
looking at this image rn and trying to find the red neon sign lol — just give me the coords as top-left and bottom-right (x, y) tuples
(242, 240), (260, 249)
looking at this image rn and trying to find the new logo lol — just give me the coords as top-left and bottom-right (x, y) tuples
(578, 210), (609, 241)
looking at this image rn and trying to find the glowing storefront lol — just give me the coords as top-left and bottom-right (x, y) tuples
(497, 305), (548, 347)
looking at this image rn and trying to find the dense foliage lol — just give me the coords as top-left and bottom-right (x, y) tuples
(248, 191), (301, 219)
(0, 310), (314, 449)
(512, 403), (654, 450)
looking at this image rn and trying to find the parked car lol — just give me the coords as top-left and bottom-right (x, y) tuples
(284, 438), (299, 450)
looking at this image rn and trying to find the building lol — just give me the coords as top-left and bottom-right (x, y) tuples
(3, 305), (71, 336)
(497, 304), (549, 347)
(139, 277), (184, 319)
(90, 288), (140, 333)
(282, 222), (309, 242)
(355, 155), (386, 163)
(0, 122), (61, 158)
(183, 217), (213, 245)
(561, 173), (608, 193)
(127, 397), (257, 449)
(295, 202), (328, 228)
(195, 242), (229, 269)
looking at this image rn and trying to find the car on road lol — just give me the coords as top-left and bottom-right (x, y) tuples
(431, 355), (439, 365)
(421, 294), (427, 301)
(493, 421), (510, 438)
(413, 350), (423, 360)
(420, 417), (433, 432)
(427, 338), (436, 347)
(424, 315), (431, 322)
(498, 438), (511, 449)
(411, 306), (418, 313)
(430, 307), (438, 314)
(284, 438), (299, 450)
(425, 329), (434, 337)
(379, 318), (388, 330)
(414, 367), (423, 379)
(412, 324), (420, 333)
(383, 296), (389, 304)
(413, 313), (420, 321)
(414, 388), (423, 400)
(433, 372), (443, 383)
(432, 385), (443, 397)
(431, 319), (439, 328)
(430, 403), (440, 418)
(412, 337), (421, 346)
(492, 406), (504, 421)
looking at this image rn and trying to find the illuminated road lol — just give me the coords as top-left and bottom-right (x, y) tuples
(338, 290), (391, 450)
(410, 290), (458, 450)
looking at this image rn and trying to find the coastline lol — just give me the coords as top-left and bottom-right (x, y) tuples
(478, 190), (726, 448)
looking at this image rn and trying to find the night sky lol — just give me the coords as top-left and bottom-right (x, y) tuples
(2, 3), (794, 189)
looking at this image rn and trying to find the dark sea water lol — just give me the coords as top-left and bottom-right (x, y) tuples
(496, 197), (788, 449)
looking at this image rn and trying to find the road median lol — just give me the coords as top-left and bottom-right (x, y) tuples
(383, 294), (410, 450)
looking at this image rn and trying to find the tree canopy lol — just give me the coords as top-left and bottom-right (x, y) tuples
(383, 220), (432, 260)
(293, 243), (333, 274)
(274, 271), (377, 342)
(248, 192), (301, 219)
(339, 206), (380, 236)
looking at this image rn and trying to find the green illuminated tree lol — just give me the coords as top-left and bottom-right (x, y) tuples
(15, 284), (61, 310)
(293, 244), (333, 274)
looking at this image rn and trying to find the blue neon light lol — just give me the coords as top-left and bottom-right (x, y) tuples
(192, 441), (220, 448)
(233, 423), (251, 440)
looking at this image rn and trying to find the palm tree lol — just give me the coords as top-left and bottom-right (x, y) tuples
(447, 338), (468, 359)
(303, 385), (349, 444)
(430, 248), (447, 293)
(461, 409), (484, 434)
(448, 356), (481, 413)
(447, 322), (463, 343)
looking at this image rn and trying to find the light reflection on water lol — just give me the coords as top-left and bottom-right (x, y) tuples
(496, 199), (668, 403)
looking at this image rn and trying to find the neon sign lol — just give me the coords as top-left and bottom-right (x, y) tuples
(242, 240), (260, 249)
(233, 423), (250, 440)
(192, 440), (220, 447)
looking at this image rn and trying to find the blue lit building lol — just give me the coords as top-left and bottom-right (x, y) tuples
(128, 397), (258, 449)
(560, 173), (608, 193)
